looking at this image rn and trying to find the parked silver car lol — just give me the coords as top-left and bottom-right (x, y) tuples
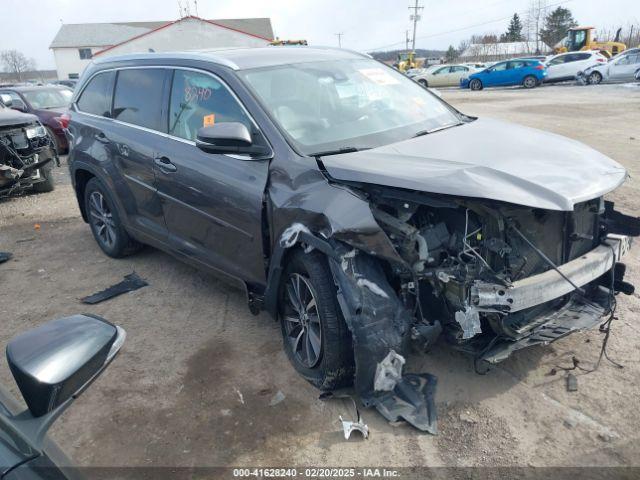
(579, 48), (640, 84)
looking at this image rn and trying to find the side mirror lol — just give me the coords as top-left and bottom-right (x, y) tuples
(7, 314), (124, 419)
(196, 122), (259, 154)
(0, 93), (13, 107)
(2, 315), (124, 449)
(10, 98), (27, 112)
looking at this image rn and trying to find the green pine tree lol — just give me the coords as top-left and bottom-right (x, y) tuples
(504, 13), (524, 42)
(445, 45), (458, 63)
(540, 7), (578, 48)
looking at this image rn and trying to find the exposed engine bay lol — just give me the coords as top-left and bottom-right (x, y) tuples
(0, 121), (57, 197)
(357, 184), (633, 361)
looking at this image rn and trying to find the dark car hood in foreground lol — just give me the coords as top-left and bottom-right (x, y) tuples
(0, 108), (38, 127)
(321, 118), (627, 211)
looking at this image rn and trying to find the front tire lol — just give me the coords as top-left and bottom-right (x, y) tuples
(588, 71), (603, 85)
(470, 79), (483, 91)
(84, 177), (141, 258)
(417, 78), (428, 87)
(278, 249), (354, 390)
(523, 75), (537, 89)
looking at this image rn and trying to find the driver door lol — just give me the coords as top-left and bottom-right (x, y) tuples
(609, 54), (640, 82)
(430, 67), (451, 87)
(153, 68), (271, 285)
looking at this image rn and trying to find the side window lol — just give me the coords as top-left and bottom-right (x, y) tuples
(628, 54), (640, 65)
(492, 62), (508, 72)
(168, 69), (251, 142)
(508, 61), (526, 69)
(576, 53), (591, 61)
(76, 71), (115, 117)
(113, 69), (166, 131)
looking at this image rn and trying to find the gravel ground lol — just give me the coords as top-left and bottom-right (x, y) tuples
(0, 83), (639, 470)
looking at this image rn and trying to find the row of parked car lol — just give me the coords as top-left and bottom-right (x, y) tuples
(405, 47), (640, 90)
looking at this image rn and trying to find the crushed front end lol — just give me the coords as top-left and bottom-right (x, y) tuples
(360, 185), (633, 368)
(0, 121), (57, 198)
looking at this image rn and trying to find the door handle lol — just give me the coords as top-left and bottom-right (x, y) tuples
(94, 132), (110, 144)
(154, 156), (177, 173)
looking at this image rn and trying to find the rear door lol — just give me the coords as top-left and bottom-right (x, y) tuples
(152, 68), (271, 285)
(107, 68), (171, 241)
(449, 66), (470, 85)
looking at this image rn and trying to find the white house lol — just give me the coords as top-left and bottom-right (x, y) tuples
(49, 16), (274, 80)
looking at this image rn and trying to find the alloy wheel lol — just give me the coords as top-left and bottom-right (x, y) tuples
(282, 273), (323, 368)
(89, 191), (116, 249)
(524, 76), (536, 88)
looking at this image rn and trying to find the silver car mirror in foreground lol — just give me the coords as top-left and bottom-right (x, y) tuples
(1, 314), (125, 449)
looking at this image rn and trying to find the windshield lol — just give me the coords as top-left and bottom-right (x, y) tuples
(238, 58), (462, 155)
(22, 89), (72, 109)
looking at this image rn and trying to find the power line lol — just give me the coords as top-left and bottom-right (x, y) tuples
(366, 0), (575, 51)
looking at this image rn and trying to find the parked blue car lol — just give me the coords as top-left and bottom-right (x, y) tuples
(460, 59), (547, 90)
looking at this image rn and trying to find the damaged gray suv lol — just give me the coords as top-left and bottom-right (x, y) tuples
(67, 47), (633, 432)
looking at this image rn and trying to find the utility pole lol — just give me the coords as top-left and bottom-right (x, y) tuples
(335, 32), (344, 48)
(408, 0), (424, 52)
(405, 30), (410, 52)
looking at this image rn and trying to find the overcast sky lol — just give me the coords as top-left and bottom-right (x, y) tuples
(2, 0), (638, 70)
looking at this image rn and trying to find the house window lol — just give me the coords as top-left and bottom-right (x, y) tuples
(78, 48), (92, 60)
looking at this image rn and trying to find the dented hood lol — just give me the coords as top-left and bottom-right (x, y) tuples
(321, 118), (627, 211)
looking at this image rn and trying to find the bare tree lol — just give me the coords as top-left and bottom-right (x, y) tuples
(0, 50), (36, 82)
(524, 0), (548, 53)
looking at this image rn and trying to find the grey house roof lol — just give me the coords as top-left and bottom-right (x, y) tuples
(50, 17), (274, 49)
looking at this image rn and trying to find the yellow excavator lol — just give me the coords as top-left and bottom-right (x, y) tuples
(394, 52), (418, 72)
(556, 26), (626, 58)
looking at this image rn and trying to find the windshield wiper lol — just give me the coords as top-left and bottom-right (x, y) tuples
(311, 146), (370, 157)
(413, 122), (465, 138)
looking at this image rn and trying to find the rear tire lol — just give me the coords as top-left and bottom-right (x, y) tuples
(31, 163), (55, 193)
(470, 79), (483, 91)
(278, 249), (354, 390)
(418, 79), (428, 87)
(84, 177), (141, 258)
(588, 71), (603, 85)
(523, 75), (537, 89)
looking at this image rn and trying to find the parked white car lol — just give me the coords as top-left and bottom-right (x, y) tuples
(544, 51), (607, 82)
(413, 64), (477, 87)
(580, 49), (640, 85)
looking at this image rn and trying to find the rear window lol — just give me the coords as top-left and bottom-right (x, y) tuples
(113, 69), (166, 131)
(76, 71), (114, 117)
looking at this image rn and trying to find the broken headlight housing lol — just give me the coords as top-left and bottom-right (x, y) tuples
(25, 124), (47, 139)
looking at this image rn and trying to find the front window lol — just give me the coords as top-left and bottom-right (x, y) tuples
(568, 30), (587, 51)
(168, 70), (251, 141)
(22, 89), (71, 109)
(238, 59), (462, 155)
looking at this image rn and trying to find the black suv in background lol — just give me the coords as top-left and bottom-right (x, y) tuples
(66, 48), (631, 432)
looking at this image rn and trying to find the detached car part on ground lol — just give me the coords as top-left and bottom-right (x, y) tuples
(0, 95), (57, 198)
(0, 315), (125, 479)
(66, 47), (634, 433)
